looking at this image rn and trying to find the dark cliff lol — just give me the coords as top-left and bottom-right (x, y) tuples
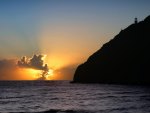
(73, 15), (150, 84)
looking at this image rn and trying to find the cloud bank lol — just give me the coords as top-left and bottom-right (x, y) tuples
(0, 59), (25, 80)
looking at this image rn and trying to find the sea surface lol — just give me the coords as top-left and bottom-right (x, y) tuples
(0, 81), (150, 113)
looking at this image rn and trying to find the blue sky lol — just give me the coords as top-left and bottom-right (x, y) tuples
(0, 0), (150, 61)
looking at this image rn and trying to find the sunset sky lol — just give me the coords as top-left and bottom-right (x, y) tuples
(0, 0), (150, 80)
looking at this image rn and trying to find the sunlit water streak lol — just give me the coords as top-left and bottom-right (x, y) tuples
(0, 81), (150, 113)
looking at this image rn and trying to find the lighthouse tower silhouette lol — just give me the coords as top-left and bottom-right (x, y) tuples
(134, 17), (138, 24)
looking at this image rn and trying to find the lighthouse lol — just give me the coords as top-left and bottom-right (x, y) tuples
(134, 17), (138, 24)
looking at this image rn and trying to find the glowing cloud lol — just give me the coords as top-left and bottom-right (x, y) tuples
(18, 54), (51, 80)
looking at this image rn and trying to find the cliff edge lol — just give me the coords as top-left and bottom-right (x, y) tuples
(73, 15), (150, 84)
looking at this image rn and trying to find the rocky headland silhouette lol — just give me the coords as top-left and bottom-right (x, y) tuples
(73, 15), (150, 84)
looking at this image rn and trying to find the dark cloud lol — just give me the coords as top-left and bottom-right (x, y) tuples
(18, 54), (49, 80)
(0, 59), (19, 80)
(0, 59), (16, 68)
(54, 65), (76, 80)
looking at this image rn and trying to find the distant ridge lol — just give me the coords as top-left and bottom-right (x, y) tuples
(72, 15), (150, 84)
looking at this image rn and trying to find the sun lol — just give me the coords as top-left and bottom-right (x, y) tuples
(28, 68), (54, 80)
(45, 69), (54, 80)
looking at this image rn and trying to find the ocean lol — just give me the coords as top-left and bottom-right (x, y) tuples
(0, 81), (150, 113)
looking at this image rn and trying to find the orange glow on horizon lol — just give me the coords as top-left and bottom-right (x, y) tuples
(25, 68), (42, 79)
(17, 68), (41, 80)
(0, 55), (74, 80)
(20, 68), (54, 80)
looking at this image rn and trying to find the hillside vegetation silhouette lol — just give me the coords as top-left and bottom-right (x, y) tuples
(73, 15), (150, 84)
